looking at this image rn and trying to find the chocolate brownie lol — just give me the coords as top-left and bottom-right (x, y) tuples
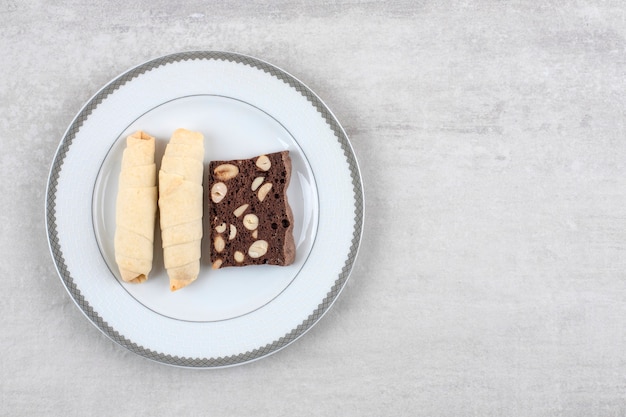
(208, 151), (295, 268)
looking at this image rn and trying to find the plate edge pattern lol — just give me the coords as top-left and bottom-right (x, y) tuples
(45, 51), (364, 368)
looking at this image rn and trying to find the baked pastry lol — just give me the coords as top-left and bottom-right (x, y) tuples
(208, 151), (295, 269)
(114, 131), (157, 283)
(158, 128), (204, 291)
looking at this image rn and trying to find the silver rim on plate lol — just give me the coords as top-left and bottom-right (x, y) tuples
(45, 51), (364, 367)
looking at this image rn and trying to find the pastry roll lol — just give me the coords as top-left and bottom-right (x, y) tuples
(159, 128), (204, 291)
(114, 131), (157, 283)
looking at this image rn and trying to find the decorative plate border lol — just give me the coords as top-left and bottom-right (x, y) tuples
(45, 51), (364, 367)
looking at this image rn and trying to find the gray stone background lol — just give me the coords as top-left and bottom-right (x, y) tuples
(3, 0), (626, 415)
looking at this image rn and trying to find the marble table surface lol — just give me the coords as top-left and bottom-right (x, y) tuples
(3, 1), (626, 415)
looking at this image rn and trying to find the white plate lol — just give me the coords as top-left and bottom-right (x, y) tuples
(46, 51), (364, 368)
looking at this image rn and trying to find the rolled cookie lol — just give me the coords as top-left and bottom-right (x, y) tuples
(158, 128), (204, 291)
(114, 131), (157, 283)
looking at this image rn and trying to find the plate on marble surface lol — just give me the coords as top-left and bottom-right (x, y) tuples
(45, 51), (363, 368)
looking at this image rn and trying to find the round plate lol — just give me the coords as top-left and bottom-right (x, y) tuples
(45, 51), (364, 368)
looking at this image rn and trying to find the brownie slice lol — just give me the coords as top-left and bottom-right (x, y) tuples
(208, 151), (295, 268)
